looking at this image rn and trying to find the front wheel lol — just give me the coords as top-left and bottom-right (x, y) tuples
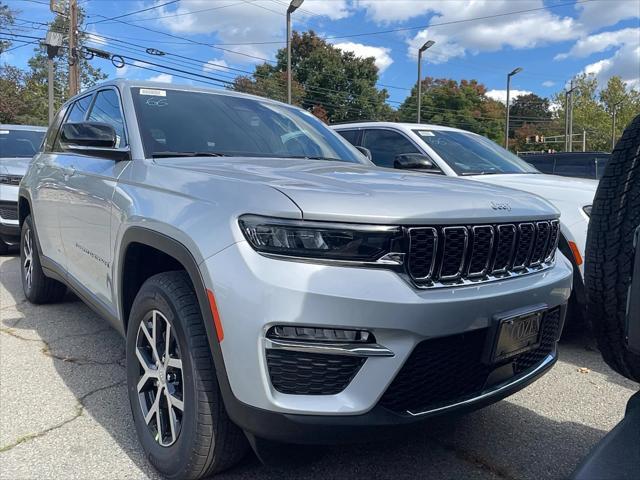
(126, 271), (247, 479)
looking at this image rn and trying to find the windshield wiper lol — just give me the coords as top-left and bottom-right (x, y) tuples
(152, 151), (228, 158)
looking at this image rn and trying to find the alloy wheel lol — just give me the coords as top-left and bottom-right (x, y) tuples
(136, 309), (184, 447)
(23, 228), (33, 291)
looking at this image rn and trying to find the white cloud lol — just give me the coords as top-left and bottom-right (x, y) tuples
(404, 1), (580, 64)
(575, 0), (640, 31)
(155, 0), (350, 64)
(486, 89), (532, 105)
(555, 28), (639, 59)
(582, 43), (640, 89)
(542, 81), (555, 87)
(333, 42), (393, 73)
(147, 73), (173, 83)
(203, 58), (230, 73)
(356, 0), (434, 23)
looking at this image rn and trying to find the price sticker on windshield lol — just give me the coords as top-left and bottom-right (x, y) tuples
(139, 88), (166, 97)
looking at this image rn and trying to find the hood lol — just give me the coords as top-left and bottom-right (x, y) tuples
(155, 157), (559, 224)
(0, 157), (31, 176)
(467, 173), (597, 206)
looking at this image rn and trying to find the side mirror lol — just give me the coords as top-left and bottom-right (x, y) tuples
(394, 153), (439, 171)
(59, 122), (130, 161)
(355, 146), (372, 161)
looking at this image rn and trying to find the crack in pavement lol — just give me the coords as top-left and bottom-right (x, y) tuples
(437, 441), (518, 480)
(0, 380), (127, 453)
(0, 326), (125, 366)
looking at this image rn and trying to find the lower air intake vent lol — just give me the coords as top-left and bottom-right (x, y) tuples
(266, 350), (365, 395)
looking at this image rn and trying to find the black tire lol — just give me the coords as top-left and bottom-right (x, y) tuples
(126, 271), (247, 479)
(20, 215), (67, 304)
(585, 114), (640, 382)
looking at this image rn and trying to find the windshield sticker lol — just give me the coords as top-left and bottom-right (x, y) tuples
(139, 88), (166, 97)
(145, 97), (168, 107)
(417, 130), (435, 137)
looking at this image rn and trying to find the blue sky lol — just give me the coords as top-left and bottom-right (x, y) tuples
(3, 0), (639, 106)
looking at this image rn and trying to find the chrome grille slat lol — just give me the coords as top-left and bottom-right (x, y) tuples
(407, 220), (559, 289)
(530, 221), (551, 266)
(468, 226), (494, 277)
(439, 227), (469, 281)
(407, 227), (438, 280)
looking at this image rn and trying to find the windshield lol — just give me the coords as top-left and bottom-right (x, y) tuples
(131, 87), (364, 163)
(414, 129), (540, 175)
(0, 128), (46, 158)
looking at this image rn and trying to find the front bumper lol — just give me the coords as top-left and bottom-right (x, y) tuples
(201, 240), (572, 423)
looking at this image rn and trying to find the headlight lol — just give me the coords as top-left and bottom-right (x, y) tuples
(0, 174), (22, 186)
(238, 215), (404, 264)
(583, 205), (592, 217)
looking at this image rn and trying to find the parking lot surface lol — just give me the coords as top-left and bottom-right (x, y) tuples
(0, 253), (637, 480)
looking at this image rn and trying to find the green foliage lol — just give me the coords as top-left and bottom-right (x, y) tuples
(0, 1), (15, 53)
(233, 31), (393, 123)
(397, 77), (505, 144)
(0, 4), (106, 125)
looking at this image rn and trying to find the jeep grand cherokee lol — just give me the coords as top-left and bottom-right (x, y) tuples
(19, 81), (572, 479)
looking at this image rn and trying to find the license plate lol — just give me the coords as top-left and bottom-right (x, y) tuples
(490, 310), (544, 363)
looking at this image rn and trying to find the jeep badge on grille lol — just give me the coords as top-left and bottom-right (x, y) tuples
(491, 201), (512, 211)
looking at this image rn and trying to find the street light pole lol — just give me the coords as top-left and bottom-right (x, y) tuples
(416, 40), (435, 124)
(612, 100), (623, 150)
(286, 0), (304, 104)
(504, 67), (522, 150)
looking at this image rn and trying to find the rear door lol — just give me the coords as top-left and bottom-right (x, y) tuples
(57, 87), (129, 309)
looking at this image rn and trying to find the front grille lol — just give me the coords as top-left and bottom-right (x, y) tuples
(0, 202), (18, 221)
(266, 349), (365, 395)
(407, 220), (559, 287)
(379, 307), (562, 415)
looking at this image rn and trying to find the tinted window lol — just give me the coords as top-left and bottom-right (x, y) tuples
(336, 129), (359, 146)
(0, 128), (46, 158)
(362, 129), (420, 168)
(88, 89), (127, 147)
(553, 157), (595, 178)
(66, 95), (93, 123)
(524, 156), (555, 174)
(131, 88), (363, 163)
(413, 129), (539, 175)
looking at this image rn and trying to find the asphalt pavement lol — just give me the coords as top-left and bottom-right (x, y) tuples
(1, 253), (637, 480)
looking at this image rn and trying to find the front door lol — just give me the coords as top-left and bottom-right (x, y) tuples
(57, 88), (129, 310)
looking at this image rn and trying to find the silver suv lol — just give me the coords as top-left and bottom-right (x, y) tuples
(19, 81), (572, 478)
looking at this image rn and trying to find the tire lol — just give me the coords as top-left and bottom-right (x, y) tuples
(20, 215), (67, 304)
(585, 113), (640, 382)
(126, 271), (248, 479)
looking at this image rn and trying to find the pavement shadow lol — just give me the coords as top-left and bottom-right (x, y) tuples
(0, 254), (611, 479)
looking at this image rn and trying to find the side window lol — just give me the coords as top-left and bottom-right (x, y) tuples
(336, 129), (359, 146)
(44, 105), (68, 152)
(66, 95), (94, 123)
(87, 89), (127, 147)
(362, 129), (420, 168)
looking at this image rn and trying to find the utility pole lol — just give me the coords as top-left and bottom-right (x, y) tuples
(416, 40), (435, 124)
(68, 0), (79, 97)
(582, 130), (586, 152)
(44, 28), (63, 125)
(568, 79), (575, 152)
(286, 0), (303, 104)
(612, 100), (623, 150)
(504, 67), (523, 149)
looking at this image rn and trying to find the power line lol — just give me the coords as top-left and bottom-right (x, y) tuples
(86, 0), (180, 26)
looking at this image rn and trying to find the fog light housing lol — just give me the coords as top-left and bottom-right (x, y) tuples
(266, 325), (373, 343)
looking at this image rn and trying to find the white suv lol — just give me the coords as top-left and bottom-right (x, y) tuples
(333, 122), (595, 325)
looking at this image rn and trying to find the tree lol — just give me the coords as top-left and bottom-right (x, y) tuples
(397, 77), (505, 144)
(552, 74), (640, 151)
(233, 31), (393, 123)
(0, 1), (15, 52)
